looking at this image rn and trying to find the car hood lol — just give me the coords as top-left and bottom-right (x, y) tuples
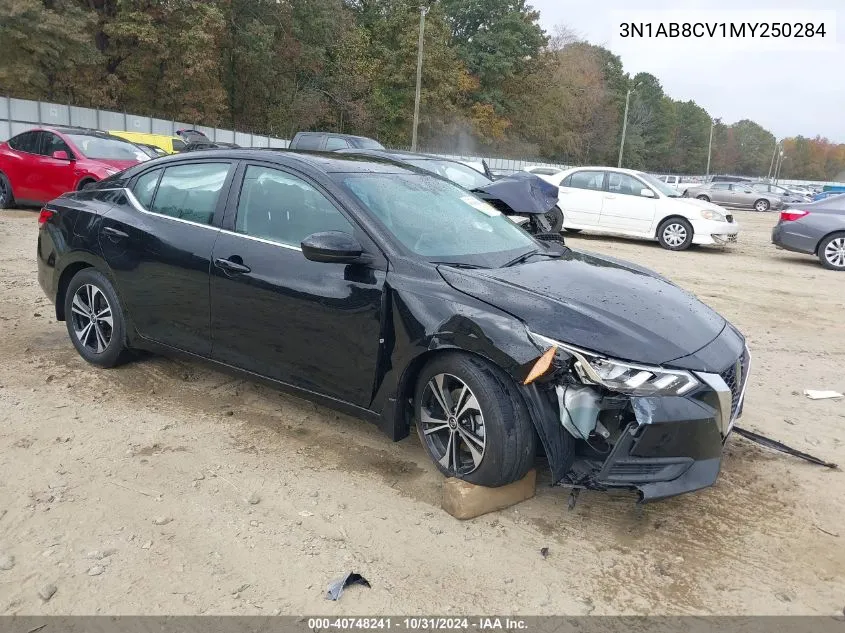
(438, 250), (726, 366)
(668, 196), (726, 214)
(91, 158), (142, 171)
(471, 172), (558, 215)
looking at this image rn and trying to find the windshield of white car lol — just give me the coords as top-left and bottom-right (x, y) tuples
(404, 159), (492, 190)
(341, 173), (538, 267)
(636, 171), (681, 197)
(68, 135), (148, 162)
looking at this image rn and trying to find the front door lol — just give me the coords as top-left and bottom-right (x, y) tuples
(34, 132), (78, 201)
(558, 169), (605, 227)
(599, 172), (657, 233)
(98, 160), (234, 355)
(209, 163), (386, 407)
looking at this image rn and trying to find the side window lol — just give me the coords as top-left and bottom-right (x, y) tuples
(607, 172), (650, 197)
(561, 174), (572, 187)
(324, 137), (350, 150)
(294, 134), (323, 150)
(149, 163), (230, 225)
(132, 169), (163, 209)
(568, 170), (605, 191)
(8, 131), (40, 154)
(235, 165), (354, 247)
(712, 183), (729, 190)
(171, 139), (187, 153)
(42, 133), (72, 157)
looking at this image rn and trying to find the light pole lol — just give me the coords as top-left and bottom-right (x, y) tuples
(705, 117), (721, 177)
(411, 6), (428, 152)
(617, 82), (641, 168)
(775, 151), (786, 184)
(767, 139), (779, 180)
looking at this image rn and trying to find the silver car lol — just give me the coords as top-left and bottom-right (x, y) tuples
(772, 194), (845, 270)
(685, 182), (785, 212)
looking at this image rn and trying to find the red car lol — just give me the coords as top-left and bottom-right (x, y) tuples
(0, 126), (148, 208)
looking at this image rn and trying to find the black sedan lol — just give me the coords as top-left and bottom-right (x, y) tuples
(772, 194), (845, 270)
(37, 150), (750, 501)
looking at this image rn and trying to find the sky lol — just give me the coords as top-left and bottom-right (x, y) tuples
(531, 0), (845, 142)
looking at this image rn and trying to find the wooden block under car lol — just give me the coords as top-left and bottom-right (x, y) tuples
(441, 469), (536, 519)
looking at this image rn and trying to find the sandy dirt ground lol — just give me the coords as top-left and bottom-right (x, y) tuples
(0, 208), (843, 616)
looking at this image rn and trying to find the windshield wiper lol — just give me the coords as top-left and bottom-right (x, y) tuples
(431, 261), (487, 269)
(501, 249), (558, 268)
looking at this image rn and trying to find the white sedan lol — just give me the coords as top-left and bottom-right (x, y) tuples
(536, 167), (740, 250)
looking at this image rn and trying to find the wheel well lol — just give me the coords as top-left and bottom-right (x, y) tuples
(55, 262), (92, 321)
(77, 178), (97, 191)
(656, 215), (693, 238)
(815, 230), (845, 255)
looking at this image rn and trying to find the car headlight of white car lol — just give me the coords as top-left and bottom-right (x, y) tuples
(700, 209), (726, 221)
(528, 332), (700, 396)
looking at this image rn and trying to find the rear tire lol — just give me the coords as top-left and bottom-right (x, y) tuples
(696, 194), (710, 202)
(657, 217), (694, 251)
(64, 268), (129, 367)
(0, 172), (14, 209)
(818, 233), (845, 271)
(78, 179), (97, 191)
(754, 198), (770, 212)
(414, 353), (535, 487)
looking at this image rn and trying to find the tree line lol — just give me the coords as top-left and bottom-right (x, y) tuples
(2, 0), (844, 181)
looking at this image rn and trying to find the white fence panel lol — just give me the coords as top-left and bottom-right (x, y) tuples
(234, 131), (252, 147)
(125, 114), (151, 133)
(39, 102), (70, 126)
(70, 106), (97, 129)
(98, 110), (125, 131)
(151, 118), (174, 136)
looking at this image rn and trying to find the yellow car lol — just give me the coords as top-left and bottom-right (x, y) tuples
(108, 131), (187, 154)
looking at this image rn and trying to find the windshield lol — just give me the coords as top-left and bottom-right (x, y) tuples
(340, 174), (537, 267)
(404, 159), (492, 190)
(69, 135), (148, 161)
(636, 171), (681, 197)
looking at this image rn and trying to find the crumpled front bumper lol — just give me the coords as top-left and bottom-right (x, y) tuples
(595, 346), (751, 502)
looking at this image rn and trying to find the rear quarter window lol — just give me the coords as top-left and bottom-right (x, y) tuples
(293, 134), (324, 150)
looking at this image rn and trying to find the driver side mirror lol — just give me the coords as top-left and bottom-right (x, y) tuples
(51, 150), (71, 161)
(640, 188), (656, 198)
(301, 231), (363, 264)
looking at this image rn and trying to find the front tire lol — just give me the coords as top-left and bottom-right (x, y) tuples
(818, 233), (845, 271)
(754, 198), (770, 212)
(696, 194), (710, 202)
(64, 268), (129, 367)
(0, 172), (14, 209)
(414, 353), (535, 487)
(544, 206), (564, 233)
(657, 217), (694, 251)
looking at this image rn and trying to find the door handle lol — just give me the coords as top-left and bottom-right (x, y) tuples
(102, 226), (128, 239)
(214, 257), (251, 274)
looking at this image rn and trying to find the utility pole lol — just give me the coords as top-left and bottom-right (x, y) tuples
(411, 6), (428, 152)
(617, 82), (641, 168)
(774, 150), (785, 184)
(617, 89), (632, 168)
(705, 117), (720, 177)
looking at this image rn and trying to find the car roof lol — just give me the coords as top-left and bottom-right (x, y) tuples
(26, 126), (115, 138)
(295, 132), (377, 142)
(132, 148), (422, 175)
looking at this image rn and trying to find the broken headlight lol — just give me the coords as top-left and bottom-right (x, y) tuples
(527, 331), (699, 396)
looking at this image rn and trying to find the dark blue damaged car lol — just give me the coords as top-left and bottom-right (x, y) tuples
(36, 150), (750, 502)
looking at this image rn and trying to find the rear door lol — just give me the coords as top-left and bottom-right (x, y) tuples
(3, 131), (43, 201)
(558, 169), (606, 227)
(729, 183), (757, 208)
(209, 161), (387, 407)
(708, 183), (732, 205)
(98, 159), (235, 355)
(599, 172), (657, 233)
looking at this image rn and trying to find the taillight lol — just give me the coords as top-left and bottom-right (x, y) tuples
(780, 210), (810, 222)
(38, 208), (55, 226)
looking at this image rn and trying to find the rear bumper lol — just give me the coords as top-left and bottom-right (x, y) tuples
(771, 223), (817, 255)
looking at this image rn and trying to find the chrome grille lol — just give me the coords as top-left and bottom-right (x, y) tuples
(720, 348), (750, 418)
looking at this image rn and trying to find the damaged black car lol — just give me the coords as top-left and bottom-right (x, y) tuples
(36, 150), (749, 501)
